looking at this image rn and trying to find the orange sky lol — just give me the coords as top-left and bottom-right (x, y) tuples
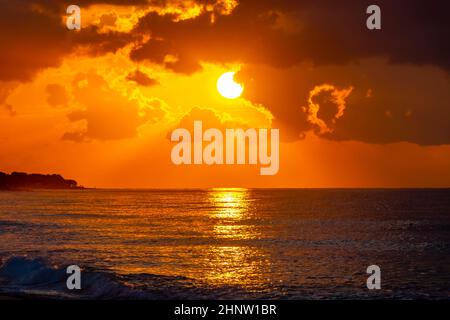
(0, 1), (449, 188)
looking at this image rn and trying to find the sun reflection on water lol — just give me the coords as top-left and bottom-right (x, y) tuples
(209, 188), (252, 238)
(202, 188), (270, 289)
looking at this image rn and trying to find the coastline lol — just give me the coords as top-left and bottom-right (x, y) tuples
(0, 187), (88, 191)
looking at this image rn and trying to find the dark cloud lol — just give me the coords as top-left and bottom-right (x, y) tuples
(327, 62), (450, 146)
(0, 1), (69, 82)
(130, 38), (202, 74)
(0, 0), (136, 82)
(131, 0), (450, 72)
(126, 70), (160, 87)
(238, 60), (450, 146)
(29, 0), (153, 12)
(9, 0), (448, 79)
(0, 0), (232, 82)
(3, 0), (448, 79)
(71, 26), (136, 56)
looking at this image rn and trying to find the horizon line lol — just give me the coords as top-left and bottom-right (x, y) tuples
(79, 186), (450, 190)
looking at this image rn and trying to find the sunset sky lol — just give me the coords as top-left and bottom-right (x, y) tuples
(0, 0), (449, 188)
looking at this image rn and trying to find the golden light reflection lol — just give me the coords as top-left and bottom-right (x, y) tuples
(208, 189), (260, 240)
(18, 189), (273, 291)
(209, 188), (249, 221)
(202, 189), (270, 289)
(202, 246), (270, 289)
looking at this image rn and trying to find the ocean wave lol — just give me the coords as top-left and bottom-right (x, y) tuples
(0, 256), (163, 299)
(0, 256), (240, 299)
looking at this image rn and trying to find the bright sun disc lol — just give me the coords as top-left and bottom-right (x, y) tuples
(217, 72), (244, 99)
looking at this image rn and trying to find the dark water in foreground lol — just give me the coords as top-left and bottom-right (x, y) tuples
(0, 189), (449, 299)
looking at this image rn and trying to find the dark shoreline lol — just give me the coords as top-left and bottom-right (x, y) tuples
(0, 171), (84, 190)
(0, 187), (88, 191)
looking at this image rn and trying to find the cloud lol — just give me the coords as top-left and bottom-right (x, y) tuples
(0, 0), (236, 81)
(238, 59), (450, 146)
(305, 84), (353, 134)
(0, 0), (137, 82)
(62, 131), (86, 143)
(175, 106), (246, 130)
(327, 62), (450, 146)
(65, 72), (165, 141)
(131, 0), (450, 73)
(46, 84), (69, 107)
(126, 70), (159, 87)
(126, 0), (449, 145)
(0, 82), (17, 116)
(168, 106), (251, 139)
(0, 1), (68, 82)
(1, 0), (449, 146)
(5, 0), (448, 80)
(130, 38), (202, 74)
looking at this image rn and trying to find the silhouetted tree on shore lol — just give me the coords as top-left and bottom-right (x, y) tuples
(0, 172), (83, 190)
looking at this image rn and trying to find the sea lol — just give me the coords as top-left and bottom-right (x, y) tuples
(0, 189), (449, 299)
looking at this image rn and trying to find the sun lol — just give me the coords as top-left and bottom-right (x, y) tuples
(217, 72), (244, 99)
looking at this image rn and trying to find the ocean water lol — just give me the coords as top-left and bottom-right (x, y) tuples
(0, 188), (449, 299)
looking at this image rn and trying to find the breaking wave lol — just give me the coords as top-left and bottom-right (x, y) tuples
(0, 256), (226, 299)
